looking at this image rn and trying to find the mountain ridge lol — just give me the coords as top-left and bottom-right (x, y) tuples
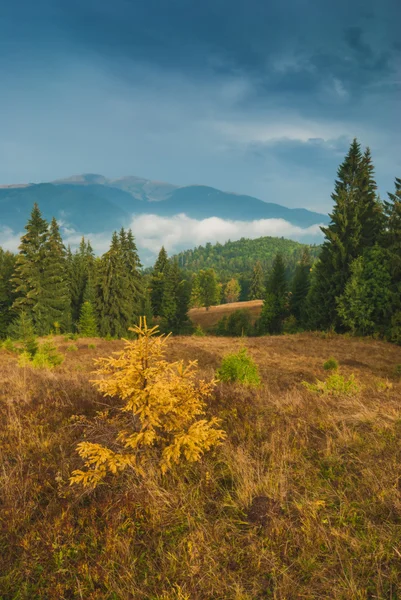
(0, 174), (328, 250)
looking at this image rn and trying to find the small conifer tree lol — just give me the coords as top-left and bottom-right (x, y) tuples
(249, 260), (265, 300)
(78, 301), (99, 337)
(70, 318), (225, 487)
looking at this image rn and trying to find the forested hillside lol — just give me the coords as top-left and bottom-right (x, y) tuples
(174, 236), (321, 297)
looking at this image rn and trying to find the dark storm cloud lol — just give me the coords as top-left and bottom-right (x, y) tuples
(0, 0), (399, 212)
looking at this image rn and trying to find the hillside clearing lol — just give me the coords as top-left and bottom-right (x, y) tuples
(189, 299), (263, 329)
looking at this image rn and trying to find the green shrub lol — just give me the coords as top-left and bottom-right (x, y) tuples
(303, 373), (360, 396)
(217, 348), (261, 386)
(283, 314), (299, 334)
(30, 341), (64, 369)
(64, 333), (79, 342)
(66, 344), (79, 352)
(216, 310), (252, 337)
(323, 357), (339, 371)
(88, 343), (96, 350)
(193, 324), (205, 337)
(2, 338), (18, 353)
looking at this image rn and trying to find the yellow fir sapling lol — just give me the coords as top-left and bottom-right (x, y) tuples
(70, 317), (225, 487)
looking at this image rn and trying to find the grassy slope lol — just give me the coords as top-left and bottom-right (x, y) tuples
(1, 333), (401, 599)
(189, 299), (263, 329)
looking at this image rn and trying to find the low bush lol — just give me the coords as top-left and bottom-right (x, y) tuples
(66, 344), (79, 352)
(192, 324), (205, 337)
(19, 340), (64, 369)
(323, 357), (339, 371)
(216, 347), (261, 386)
(88, 343), (96, 350)
(303, 372), (360, 396)
(216, 309), (252, 337)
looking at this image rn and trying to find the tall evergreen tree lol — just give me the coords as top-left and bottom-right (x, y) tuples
(96, 232), (132, 337)
(357, 147), (384, 248)
(0, 248), (16, 338)
(39, 217), (71, 334)
(151, 246), (168, 317)
(259, 253), (288, 334)
(290, 248), (312, 324)
(249, 260), (265, 300)
(306, 139), (369, 329)
(119, 228), (143, 322)
(337, 246), (392, 336)
(12, 203), (49, 324)
(383, 177), (401, 343)
(69, 238), (96, 328)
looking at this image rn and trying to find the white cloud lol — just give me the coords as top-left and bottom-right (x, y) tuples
(0, 226), (22, 252)
(129, 213), (324, 257)
(1, 215), (324, 265)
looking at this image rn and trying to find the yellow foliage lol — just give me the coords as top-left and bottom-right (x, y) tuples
(70, 317), (225, 487)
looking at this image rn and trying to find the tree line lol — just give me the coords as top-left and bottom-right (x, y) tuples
(0, 138), (400, 343)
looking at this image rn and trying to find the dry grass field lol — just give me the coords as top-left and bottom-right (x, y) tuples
(189, 299), (263, 329)
(1, 332), (401, 599)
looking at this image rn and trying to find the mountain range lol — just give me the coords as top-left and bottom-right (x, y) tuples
(0, 174), (328, 236)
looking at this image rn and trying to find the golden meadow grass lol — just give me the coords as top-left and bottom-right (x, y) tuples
(1, 331), (401, 599)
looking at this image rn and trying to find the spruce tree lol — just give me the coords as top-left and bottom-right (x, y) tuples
(160, 261), (178, 330)
(358, 148), (384, 248)
(96, 232), (132, 337)
(337, 246), (392, 336)
(12, 203), (49, 325)
(8, 310), (38, 356)
(383, 177), (401, 342)
(69, 238), (96, 328)
(40, 217), (71, 334)
(0, 248), (16, 338)
(119, 228), (143, 322)
(306, 139), (367, 330)
(259, 253), (288, 334)
(151, 247), (168, 317)
(290, 248), (312, 324)
(249, 260), (265, 300)
(383, 177), (401, 281)
(78, 301), (99, 337)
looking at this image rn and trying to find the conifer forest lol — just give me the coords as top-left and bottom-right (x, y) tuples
(1, 140), (400, 343)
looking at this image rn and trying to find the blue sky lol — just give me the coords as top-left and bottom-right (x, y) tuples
(0, 0), (400, 213)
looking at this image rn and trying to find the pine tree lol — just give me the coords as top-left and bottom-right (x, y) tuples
(337, 246), (392, 336)
(12, 203), (49, 325)
(0, 248), (16, 338)
(249, 260), (265, 300)
(383, 177), (401, 342)
(224, 278), (241, 303)
(290, 248), (312, 324)
(78, 301), (99, 337)
(160, 261), (178, 329)
(306, 139), (367, 330)
(383, 177), (401, 281)
(190, 273), (202, 308)
(69, 238), (96, 328)
(119, 228), (143, 323)
(8, 310), (38, 356)
(96, 232), (133, 337)
(259, 253), (288, 334)
(151, 247), (168, 317)
(358, 148), (384, 248)
(39, 217), (71, 334)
